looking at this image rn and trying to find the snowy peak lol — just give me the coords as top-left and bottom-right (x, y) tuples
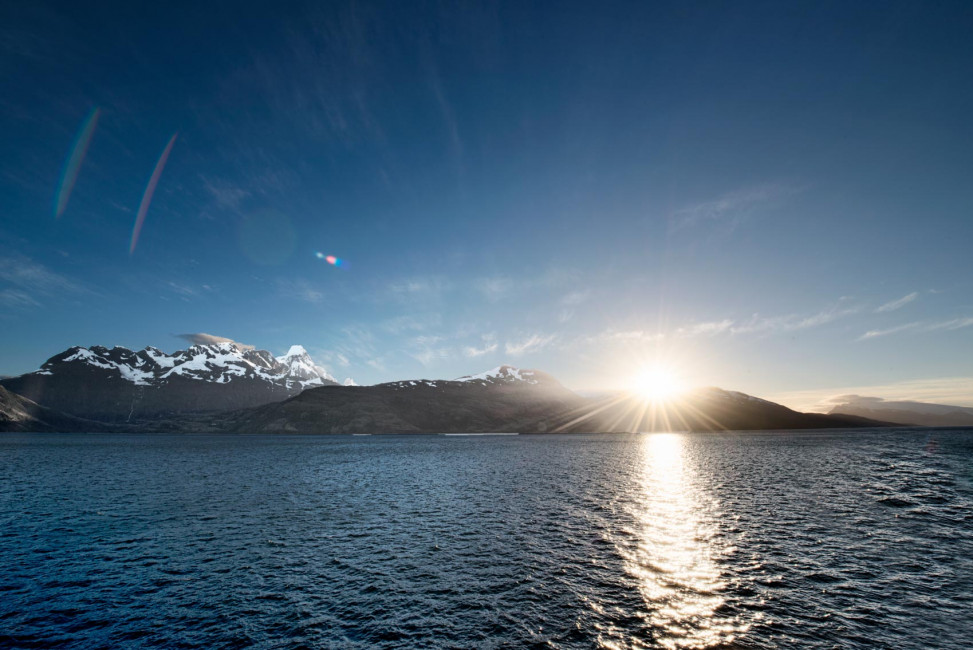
(456, 365), (541, 384)
(283, 344), (308, 357)
(275, 345), (336, 387)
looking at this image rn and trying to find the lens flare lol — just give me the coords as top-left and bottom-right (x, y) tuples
(130, 133), (178, 255)
(54, 107), (101, 219)
(315, 251), (345, 267)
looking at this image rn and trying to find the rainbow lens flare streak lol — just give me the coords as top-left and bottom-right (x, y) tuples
(315, 251), (345, 267)
(130, 133), (178, 255)
(54, 107), (101, 219)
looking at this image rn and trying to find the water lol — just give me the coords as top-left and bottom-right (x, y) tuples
(1, 430), (971, 649)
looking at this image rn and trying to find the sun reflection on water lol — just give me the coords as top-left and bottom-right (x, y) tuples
(603, 433), (749, 649)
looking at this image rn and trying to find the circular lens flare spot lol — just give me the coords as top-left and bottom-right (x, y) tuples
(314, 252), (345, 267)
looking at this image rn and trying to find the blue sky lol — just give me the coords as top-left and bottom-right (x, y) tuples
(2, 1), (972, 409)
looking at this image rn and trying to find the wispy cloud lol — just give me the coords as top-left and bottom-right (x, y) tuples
(386, 277), (451, 300)
(176, 333), (255, 350)
(380, 313), (442, 335)
(557, 290), (591, 323)
(200, 175), (251, 210)
(505, 333), (556, 357)
(476, 276), (514, 302)
(676, 319), (734, 337)
(858, 322), (921, 340)
(365, 358), (387, 372)
(560, 290), (590, 306)
(323, 325), (383, 372)
(589, 329), (665, 344)
(464, 342), (498, 357)
(859, 317), (973, 340)
(277, 278), (324, 304)
(464, 334), (498, 358)
(669, 183), (799, 233)
(428, 64), (464, 173)
(583, 301), (859, 349)
(0, 289), (40, 310)
(165, 281), (210, 300)
(730, 303), (860, 336)
(875, 291), (918, 313)
(0, 255), (90, 311)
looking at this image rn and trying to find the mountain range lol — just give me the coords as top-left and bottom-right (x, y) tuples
(0, 344), (905, 433)
(0, 343), (339, 422)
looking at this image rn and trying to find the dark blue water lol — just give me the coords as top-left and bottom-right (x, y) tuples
(1, 430), (971, 649)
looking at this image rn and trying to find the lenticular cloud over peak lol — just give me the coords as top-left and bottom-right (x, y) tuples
(176, 333), (255, 350)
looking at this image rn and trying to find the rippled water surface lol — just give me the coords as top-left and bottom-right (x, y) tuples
(2, 430), (972, 648)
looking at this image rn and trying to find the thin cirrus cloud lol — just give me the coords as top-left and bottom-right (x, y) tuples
(668, 183), (800, 233)
(875, 292), (918, 313)
(675, 319), (735, 337)
(583, 302), (861, 348)
(859, 317), (973, 340)
(0, 289), (40, 311)
(0, 255), (90, 310)
(505, 333), (556, 357)
(464, 341), (498, 358)
(276, 278), (324, 304)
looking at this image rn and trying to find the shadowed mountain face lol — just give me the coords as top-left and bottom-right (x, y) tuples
(829, 396), (973, 427)
(0, 386), (117, 433)
(225, 368), (885, 434)
(226, 366), (581, 434)
(0, 343), (337, 422)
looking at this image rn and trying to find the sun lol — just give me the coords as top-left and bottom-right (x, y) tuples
(630, 366), (685, 402)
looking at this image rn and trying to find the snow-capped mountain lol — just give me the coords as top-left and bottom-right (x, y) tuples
(34, 342), (337, 389)
(1, 342), (340, 422)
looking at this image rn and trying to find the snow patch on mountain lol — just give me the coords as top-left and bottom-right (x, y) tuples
(456, 365), (539, 384)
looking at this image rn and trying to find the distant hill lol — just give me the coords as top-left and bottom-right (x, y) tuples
(829, 396), (973, 427)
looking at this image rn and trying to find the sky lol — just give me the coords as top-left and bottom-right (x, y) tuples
(1, 1), (972, 410)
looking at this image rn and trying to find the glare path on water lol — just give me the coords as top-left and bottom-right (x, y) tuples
(598, 434), (751, 648)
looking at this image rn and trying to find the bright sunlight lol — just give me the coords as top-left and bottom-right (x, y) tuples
(630, 366), (686, 402)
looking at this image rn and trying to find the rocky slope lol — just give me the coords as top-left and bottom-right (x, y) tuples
(0, 386), (118, 432)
